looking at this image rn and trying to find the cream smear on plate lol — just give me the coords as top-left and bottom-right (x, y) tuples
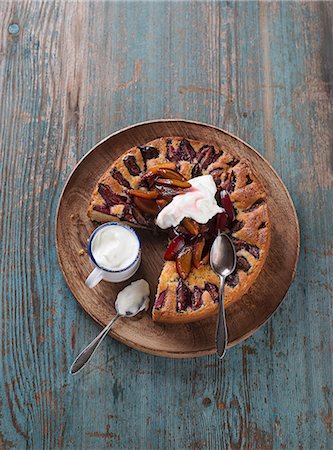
(115, 279), (150, 316)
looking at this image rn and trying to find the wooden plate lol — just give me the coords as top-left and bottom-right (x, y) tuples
(56, 120), (300, 357)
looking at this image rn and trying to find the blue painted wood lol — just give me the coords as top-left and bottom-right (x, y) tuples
(0, 1), (332, 448)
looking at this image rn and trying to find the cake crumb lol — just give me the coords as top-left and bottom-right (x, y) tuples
(79, 249), (85, 256)
(70, 214), (75, 220)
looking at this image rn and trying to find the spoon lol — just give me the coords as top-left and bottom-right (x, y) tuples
(70, 291), (149, 375)
(210, 232), (236, 359)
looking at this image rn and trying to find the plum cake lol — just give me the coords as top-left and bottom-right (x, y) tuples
(88, 137), (271, 324)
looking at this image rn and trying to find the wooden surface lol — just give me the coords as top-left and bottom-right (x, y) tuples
(0, 1), (332, 448)
(56, 120), (299, 357)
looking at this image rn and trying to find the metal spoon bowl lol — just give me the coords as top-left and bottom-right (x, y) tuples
(70, 293), (149, 374)
(210, 233), (236, 359)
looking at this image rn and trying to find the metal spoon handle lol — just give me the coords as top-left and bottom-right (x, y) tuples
(70, 314), (120, 374)
(216, 276), (228, 359)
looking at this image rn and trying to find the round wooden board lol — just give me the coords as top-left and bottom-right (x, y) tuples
(56, 120), (300, 358)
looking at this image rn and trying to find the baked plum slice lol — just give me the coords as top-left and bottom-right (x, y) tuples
(182, 218), (200, 236)
(219, 190), (235, 223)
(176, 280), (191, 312)
(215, 211), (228, 234)
(176, 246), (193, 279)
(205, 282), (219, 303)
(166, 138), (195, 162)
(192, 236), (205, 268)
(191, 163), (202, 178)
(139, 146), (159, 162)
(164, 235), (186, 261)
(133, 197), (159, 216)
(155, 290), (167, 310)
(226, 271), (239, 288)
(237, 256), (251, 272)
(123, 155), (141, 176)
(111, 167), (131, 189)
(128, 189), (159, 200)
(98, 183), (127, 206)
(179, 139), (196, 161)
(232, 239), (260, 259)
(197, 145), (220, 170)
(131, 206), (149, 226)
(191, 286), (203, 310)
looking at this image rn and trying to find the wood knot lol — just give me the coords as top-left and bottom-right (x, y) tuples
(202, 397), (212, 407)
(8, 23), (20, 35)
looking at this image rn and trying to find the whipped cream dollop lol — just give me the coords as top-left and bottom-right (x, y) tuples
(115, 279), (150, 316)
(156, 175), (223, 229)
(91, 224), (140, 270)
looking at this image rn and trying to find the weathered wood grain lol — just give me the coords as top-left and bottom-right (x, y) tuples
(0, 1), (332, 449)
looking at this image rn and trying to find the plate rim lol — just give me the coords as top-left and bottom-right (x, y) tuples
(56, 119), (300, 358)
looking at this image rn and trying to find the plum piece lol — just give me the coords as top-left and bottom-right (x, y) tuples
(155, 178), (191, 189)
(131, 206), (149, 226)
(128, 189), (159, 199)
(98, 183), (127, 206)
(150, 162), (177, 171)
(215, 211), (228, 234)
(246, 175), (253, 185)
(123, 155), (141, 176)
(139, 174), (154, 189)
(226, 158), (240, 167)
(150, 168), (186, 181)
(245, 199), (265, 212)
(111, 167), (131, 188)
(209, 168), (224, 185)
(166, 138), (196, 162)
(232, 238), (260, 259)
(166, 139), (179, 161)
(197, 145), (216, 170)
(176, 246), (193, 279)
(199, 224), (210, 235)
(191, 163), (202, 178)
(191, 286), (203, 310)
(193, 236), (205, 268)
(231, 220), (244, 233)
(237, 256), (251, 272)
(220, 178), (231, 192)
(200, 236), (213, 265)
(182, 218), (200, 236)
(155, 290), (167, 310)
(226, 272), (239, 288)
(246, 244), (260, 259)
(164, 235), (186, 261)
(220, 190), (235, 223)
(176, 280), (191, 312)
(200, 253), (209, 265)
(156, 198), (169, 210)
(205, 282), (219, 303)
(139, 146), (159, 162)
(229, 172), (236, 192)
(140, 166), (186, 189)
(174, 224), (188, 235)
(155, 184), (187, 199)
(133, 197), (159, 216)
(179, 139), (196, 161)
(173, 224), (192, 241)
